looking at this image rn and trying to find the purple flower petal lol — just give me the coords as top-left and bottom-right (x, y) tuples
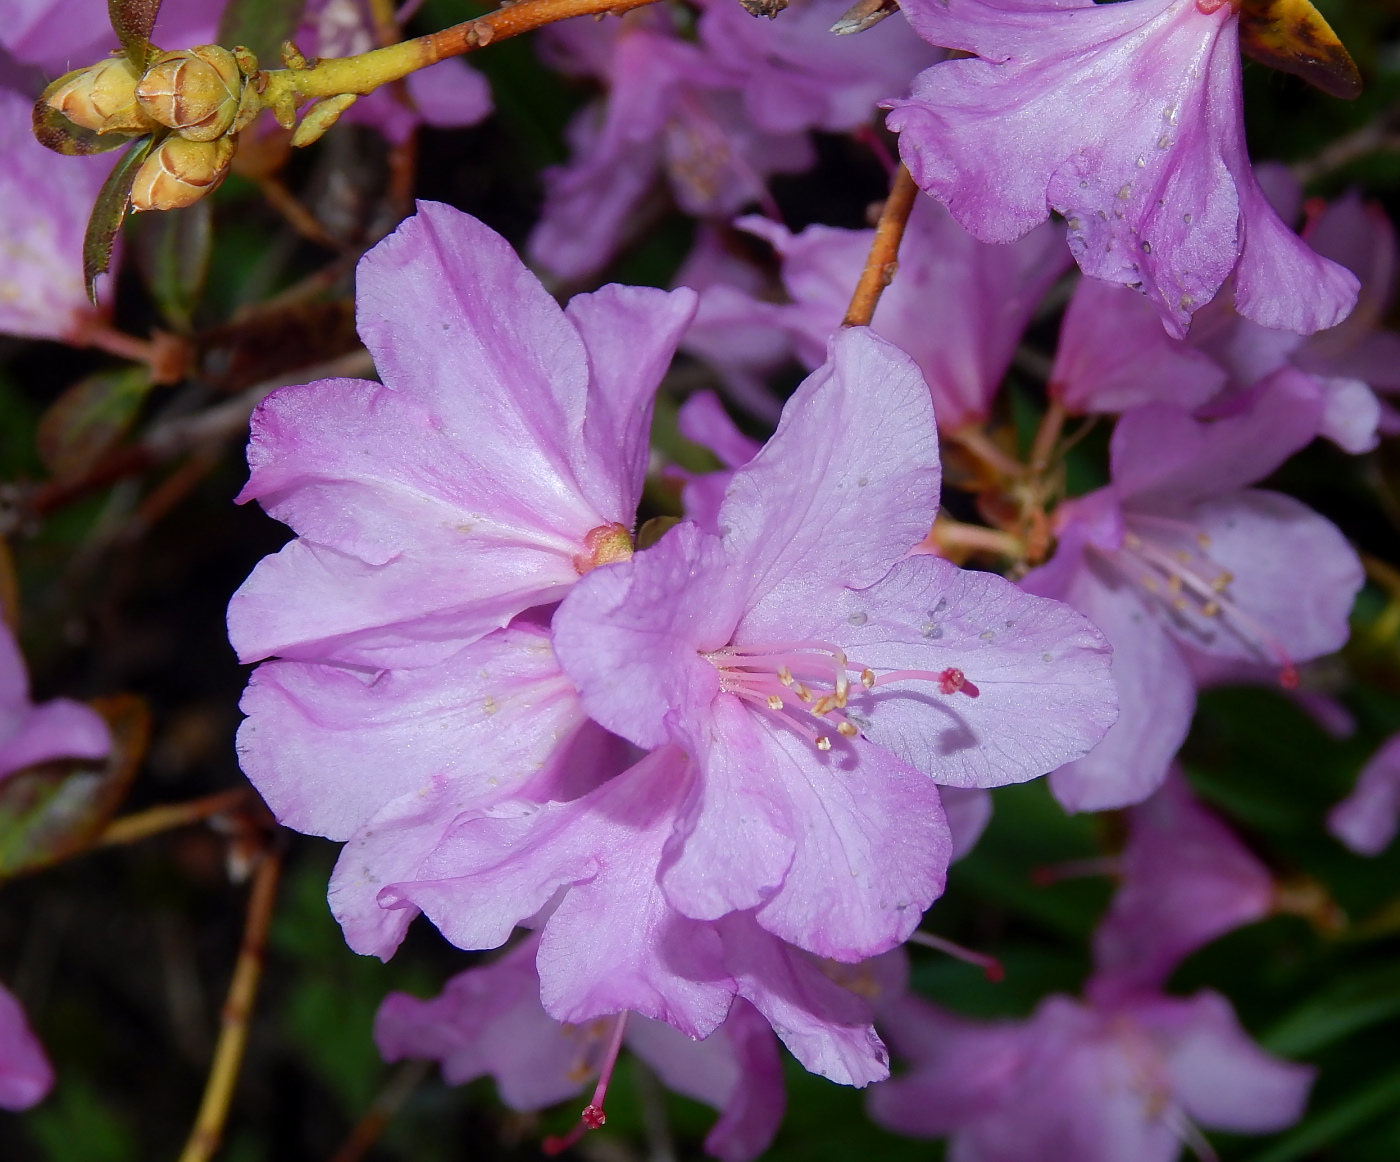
(0, 982), (51, 1111)
(1329, 731), (1400, 856)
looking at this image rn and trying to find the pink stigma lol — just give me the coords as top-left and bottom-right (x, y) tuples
(1279, 665), (1300, 691)
(542, 1012), (628, 1155)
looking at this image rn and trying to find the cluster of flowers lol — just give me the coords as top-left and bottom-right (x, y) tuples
(4, 0), (1400, 1155)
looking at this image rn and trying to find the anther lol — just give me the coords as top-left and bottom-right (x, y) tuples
(778, 666), (793, 686)
(1212, 572), (1232, 592)
(861, 668), (875, 689)
(816, 735), (832, 751)
(767, 695), (783, 710)
(811, 695), (837, 716)
(837, 721), (858, 738)
(1202, 601), (1220, 617)
(796, 684), (813, 703)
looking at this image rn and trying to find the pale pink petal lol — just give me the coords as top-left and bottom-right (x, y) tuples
(677, 391), (761, 470)
(1052, 277), (1227, 414)
(405, 59), (493, 129)
(1136, 991), (1314, 1132)
(941, 786), (993, 861)
(1329, 731), (1400, 856)
(718, 912), (889, 1087)
(0, 698), (111, 780)
(828, 556), (1117, 789)
(0, 982), (51, 1111)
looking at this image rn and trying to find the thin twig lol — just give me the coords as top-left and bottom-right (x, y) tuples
(177, 848), (282, 1162)
(842, 164), (918, 328)
(328, 1059), (433, 1162)
(1028, 399), (1067, 476)
(257, 177), (344, 250)
(948, 425), (1025, 481)
(925, 517), (1024, 560)
(98, 789), (251, 848)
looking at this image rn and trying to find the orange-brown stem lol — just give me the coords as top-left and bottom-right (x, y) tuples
(842, 163), (918, 328)
(98, 788), (251, 848)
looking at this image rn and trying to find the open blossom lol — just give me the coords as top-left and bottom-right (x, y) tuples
(1023, 374), (1363, 811)
(1190, 184), (1398, 453)
(544, 327), (1114, 961)
(528, 11), (811, 283)
(376, 932), (786, 1162)
(1329, 731), (1400, 856)
(686, 193), (1069, 431)
(693, 0), (939, 136)
(0, 621), (110, 781)
(869, 778), (1310, 1160)
(886, 0), (1359, 338)
(0, 982), (51, 1111)
(0, 88), (114, 341)
(228, 202), (696, 669)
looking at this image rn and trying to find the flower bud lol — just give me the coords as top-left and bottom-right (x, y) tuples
(44, 57), (158, 135)
(135, 46), (242, 142)
(130, 136), (237, 212)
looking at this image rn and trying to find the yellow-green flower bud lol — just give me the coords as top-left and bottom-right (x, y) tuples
(135, 46), (243, 142)
(130, 136), (237, 212)
(44, 57), (158, 135)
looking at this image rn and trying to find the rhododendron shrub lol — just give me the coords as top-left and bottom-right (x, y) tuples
(0, 0), (1397, 1157)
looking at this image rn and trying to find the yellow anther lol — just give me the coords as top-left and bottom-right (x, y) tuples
(1167, 574), (1183, 596)
(861, 669), (876, 689)
(837, 721), (858, 738)
(1212, 572), (1233, 592)
(812, 695), (837, 716)
(1174, 549), (1191, 564)
(767, 695), (783, 710)
(778, 666), (793, 686)
(1173, 597), (1188, 612)
(796, 684), (813, 703)
(1124, 532), (1143, 549)
(1202, 601), (1220, 617)
(835, 688), (848, 709)
(1197, 532), (1211, 549)
(816, 736), (832, 751)
(1142, 575), (1159, 592)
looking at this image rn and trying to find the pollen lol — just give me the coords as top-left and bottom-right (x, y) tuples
(837, 721), (858, 738)
(816, 735), (832, 751)
(796, 684), (813, 703)
(767, 695), (783, 710)
(778, 666), (793, 686)
(861, 669), (875, 689)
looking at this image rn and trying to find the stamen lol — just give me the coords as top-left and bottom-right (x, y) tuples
(906, 929), (1004, 982)
(871, 669), (980, 698)
(861, 668), (875, 689)
(795, 684), (813, 703)
(1030, 855), (1122, 886)
(778, 666), (793, 686)
(543, 1012), (629, 1156)
(816, 735), (832, 751)
(837, 721), (858, 738)
(766, 694), (783, 710)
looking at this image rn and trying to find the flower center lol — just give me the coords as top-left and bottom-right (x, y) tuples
(1110, 516), (1298, 687)
(573, 523), (634, 575)
(703, 639), (979, 751)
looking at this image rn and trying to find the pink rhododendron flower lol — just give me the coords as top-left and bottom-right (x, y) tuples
(546, 327), (1115, 960)
(0, 620), (109, 780)
(1190, 185), (1398, 453)
(0, 981), (51, 1110)
(885, 0), (1359, 338)
(686, 193), (1069, 430)
(1090, 771), (1274, 1004)
(694, 0), (939, 136)
(302, 0), (491, 145)
(529, 11), (811, 282)
(1023, 373), (1363, 811)
(0, 88), (114, 341)
(1329, 730), (1400, 856)
(869, 990), (1312, 1162)
(376, 932), (786, 1162)
(870, 773), (1309, 1160)
(228, 202), (697, 669)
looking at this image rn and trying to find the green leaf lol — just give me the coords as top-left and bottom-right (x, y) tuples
(36, 366), (154, 483)
(1263, 965), (1400, 1056)
(0, 695), (149, 879)
(83, 135), (155, 304)
(136, 198), (212, 333)
(217, 0), (308, 65)
(30, 97), (134, 157)
(108, 0), (161, 68)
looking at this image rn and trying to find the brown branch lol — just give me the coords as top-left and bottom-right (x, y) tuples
(842, 164), (918, 328)
(178, 848), (282, 1162)
(328, 1059), (433, 1162)
(421, 0), (664, 58)
(257, 177), (344, 251)
(97, 788), (251, 848)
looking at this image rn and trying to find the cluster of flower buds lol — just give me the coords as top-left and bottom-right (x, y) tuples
(36, 42), (259, 211)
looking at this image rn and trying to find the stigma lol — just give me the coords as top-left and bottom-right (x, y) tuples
(704, 637), (979, 752)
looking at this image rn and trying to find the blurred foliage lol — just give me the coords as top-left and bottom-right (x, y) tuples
(0, 0), (1398, 1159)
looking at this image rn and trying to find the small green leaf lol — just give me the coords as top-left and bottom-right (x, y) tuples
(35, 366), (153, 483)
(0, 695), (149, 879)
(136, 198), (212, 333)
(108, 0), (162, 68)
(83, 134), (156, 304)
(1263, 965), (1400, 1056)
(1249, 1066), (1400, 1162)
(218, 0), (308, 65)
(30, 96), (134, 157)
